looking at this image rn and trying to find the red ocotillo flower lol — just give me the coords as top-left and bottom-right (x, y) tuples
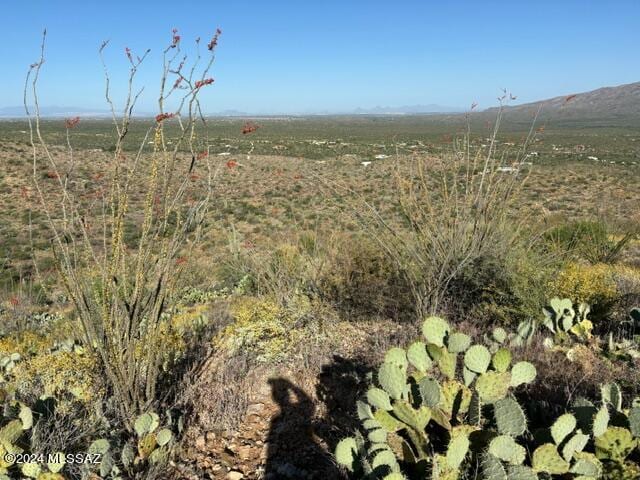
(125, 47), (133, 62)
(65, 116), (80, 129)
(155, 112), (175, 123)
(194, 78), (214, 89)
(208, 28), (222, 51)
(226, 160), (238, 169)
(197, 150), (209, 160)
(241, 122), (260, 134)
(172, 28), (181, 46)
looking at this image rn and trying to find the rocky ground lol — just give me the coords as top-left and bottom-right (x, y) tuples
(171, 320), (413, 479)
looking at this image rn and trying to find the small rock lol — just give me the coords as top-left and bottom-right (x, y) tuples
(226, 471), (244, 480)
(195, 435), (206, 450)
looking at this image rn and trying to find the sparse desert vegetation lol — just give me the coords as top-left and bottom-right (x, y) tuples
(1, 11), (640, 480)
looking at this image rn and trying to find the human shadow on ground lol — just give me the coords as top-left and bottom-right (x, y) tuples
(264, 356), (372, 479)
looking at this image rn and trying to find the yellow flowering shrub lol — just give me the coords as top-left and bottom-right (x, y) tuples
(137, 304), (211, 370)
(11, 350), (103, 404)
(552, 262), (618, 307)
(170, 304), (209, 333)
(215, 296), (308, 363)
(0, 330), (52, 357)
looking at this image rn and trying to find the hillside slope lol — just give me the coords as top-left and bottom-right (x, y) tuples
(486, 81), (640, 127)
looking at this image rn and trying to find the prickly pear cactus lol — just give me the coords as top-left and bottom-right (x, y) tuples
(542, 297), (593, 347)
(335, 316), (538, 479)
(335, 319), (640, 479)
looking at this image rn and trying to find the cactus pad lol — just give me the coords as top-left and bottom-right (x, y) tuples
(157, 428), (172, 446)
(570, 452), (602, 477)
(134, 413), (156, 437)
(422, 316), (450, 347)
(418, 377), (440, 408)
(357, 400), (374, 420)
(382, 474), (405, 480)
(437, 350), (458, 380)
(464, 345), (491, 374)
(506, 465), (538, 480)
(510, 361), (536, 388)
(494, 397), (526, 436)
(447, 332), (471, 353)
(468, 390), (482, 426)
(601, 382), (623, 412)
(368, 427), (388, 443)
(628, 407), (640, 438)
(462, 366), (477, 387)
(0, 419), (23, 445)
(392, 401), (431, 432)
(571, 397), (596, 432)
(335, 437), (358, 471)
(375, 409), (403, 432)
(372, 448), (399, 471)
(594, 426), (636, 461)
(561, 430), (589, 462)
(385, 347), (408, 370)
(367, 387), (393, 411)
(481, 453), (507, 480)
(531, 443), (570, 475)
(138, 432), (157, 459)
(440, 380), (471, 417)
(406, 341), (431, 372)
(475, 371), (511, 404)
(489, 434), (526, 465)
(446, 430), (470, 469)
(492, 348), (512, 373)
(492, 327), (507, 344)
(551, 413), (577, 445)
(378, 362), (407, 400)
(592, 406), (610, 437)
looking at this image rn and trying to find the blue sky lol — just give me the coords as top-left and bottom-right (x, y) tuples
(3, 0), (640, 114)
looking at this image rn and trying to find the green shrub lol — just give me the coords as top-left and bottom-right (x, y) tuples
(544, 220), (634, 265)
(447, 245), (554, 327)
(318, 235), (414, 320)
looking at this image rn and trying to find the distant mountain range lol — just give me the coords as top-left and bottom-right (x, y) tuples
(2, 81), (639, 123)
(351, 104), (462, 114)
(0, 104), (463, 118)
(0, 106), (116, 118)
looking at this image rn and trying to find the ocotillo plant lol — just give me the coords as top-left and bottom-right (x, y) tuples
(23, 27), (221, 429)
